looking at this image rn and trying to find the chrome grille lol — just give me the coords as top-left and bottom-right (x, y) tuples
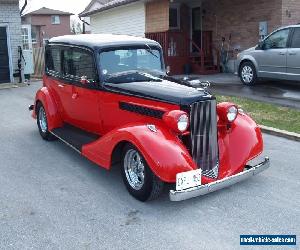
(190, 100), (219, 179)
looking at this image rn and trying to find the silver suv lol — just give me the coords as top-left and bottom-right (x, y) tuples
(237, 25), (300, 85)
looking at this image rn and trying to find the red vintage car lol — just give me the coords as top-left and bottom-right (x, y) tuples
(30, 34), (270, 202)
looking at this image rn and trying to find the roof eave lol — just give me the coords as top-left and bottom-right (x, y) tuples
(79, 0), (142, 17)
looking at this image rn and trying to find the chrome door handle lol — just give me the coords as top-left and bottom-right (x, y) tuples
(279, 52), (286, 55)
(58, 84), (64, 88)
(289, 52), (297, 55)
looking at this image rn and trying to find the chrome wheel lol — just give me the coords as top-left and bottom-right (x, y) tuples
(38, 106), (47, 133)
(124, 149), (145, 191)
(241, 65), (254, 83)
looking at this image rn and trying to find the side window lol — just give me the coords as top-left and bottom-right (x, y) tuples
(62, 47), (97, 84)
(291, 28), (300, 48)
(45, 46), (61, 76)
(264, 29), (290, 49)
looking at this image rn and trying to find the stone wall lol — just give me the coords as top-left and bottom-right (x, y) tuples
(0, 3), (22, 82)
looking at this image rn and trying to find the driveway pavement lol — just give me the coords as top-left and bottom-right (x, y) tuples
(177, 73), (300, 109)
(0, 82), (299, 249)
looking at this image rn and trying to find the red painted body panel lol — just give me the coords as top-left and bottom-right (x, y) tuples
(98, 91), (179, 135)
(33, 75), (264, 185)
(82, 123), (196, 182)
(34, 85), (63, 130)
(82, 112), (263, 183)
(217, 112), (263, 180)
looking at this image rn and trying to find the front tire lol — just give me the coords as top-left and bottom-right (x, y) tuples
(239, 61), (257, 86)
(121, 144), (164, 202)
(36, 102), (56, 141)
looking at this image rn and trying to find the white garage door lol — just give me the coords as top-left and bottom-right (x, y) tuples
(90, 2), (145, 37)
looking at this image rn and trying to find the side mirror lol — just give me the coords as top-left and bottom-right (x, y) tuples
(166, 65), (171, 75)
(256, 41), (264, 50)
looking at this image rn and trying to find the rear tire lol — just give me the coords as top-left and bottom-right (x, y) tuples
(121, 144), (164, 202)
(36, 102), (56, 141)
(239, 61), (257, 86)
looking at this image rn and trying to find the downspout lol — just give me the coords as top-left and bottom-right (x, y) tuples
(20, 0), (27, 16)
(79, 17), (90, 34)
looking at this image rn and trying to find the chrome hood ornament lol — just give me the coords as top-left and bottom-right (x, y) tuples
(188, 79), (211, 90)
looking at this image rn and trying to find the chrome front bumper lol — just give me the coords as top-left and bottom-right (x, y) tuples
(170, 157), (270, 202)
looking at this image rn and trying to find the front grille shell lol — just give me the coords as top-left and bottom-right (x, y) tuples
(190, 100), (219, 179)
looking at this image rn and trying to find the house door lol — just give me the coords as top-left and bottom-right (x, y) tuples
(0, 27), (10, 83)
(21, 25), (34, 75)
(192, 8), (213, 59)
(192, 7), (202, 52)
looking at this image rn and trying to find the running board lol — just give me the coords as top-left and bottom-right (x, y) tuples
(51, 124), (100, 153)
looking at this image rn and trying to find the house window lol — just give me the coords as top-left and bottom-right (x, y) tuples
(51, 15), (60, 25)
(21, 27), (30, 50)
(169, 5), (180, 29)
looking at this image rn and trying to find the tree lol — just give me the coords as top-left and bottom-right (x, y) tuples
(76, 22), (82, 34)
(71, 19), (82, 34)
(71, 21), (77, 34)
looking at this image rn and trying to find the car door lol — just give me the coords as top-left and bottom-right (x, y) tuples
(60, 47), (102, 134)
(287, 27), (300, 81)
(256, 28), (290, 79)
(45, 45), (70, 118)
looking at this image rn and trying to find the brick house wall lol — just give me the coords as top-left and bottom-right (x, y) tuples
(145, 0), (169, 33)
(282, 0), (300, 25)
(202, 0), (283, 55)
(0, 2), (22, 83)
(145, 0), (286, 52)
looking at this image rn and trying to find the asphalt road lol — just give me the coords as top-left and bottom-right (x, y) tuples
(0, 82), (299, 250)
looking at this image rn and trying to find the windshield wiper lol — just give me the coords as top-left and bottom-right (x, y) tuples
(104, 70), (161, 83)
(145, 44), (159, 59)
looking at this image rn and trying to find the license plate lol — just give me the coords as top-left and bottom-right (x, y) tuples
(176, 169), (202, 191)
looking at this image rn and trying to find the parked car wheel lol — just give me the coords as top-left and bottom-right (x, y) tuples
(121, 144), (164, 201)
(36, 102), (56, 141)
(239, 61), (257, 86)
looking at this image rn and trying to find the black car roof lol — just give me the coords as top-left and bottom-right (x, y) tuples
(49, 34), (161, 50)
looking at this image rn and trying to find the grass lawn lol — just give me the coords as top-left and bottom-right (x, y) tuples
(216, 95), (300, 134)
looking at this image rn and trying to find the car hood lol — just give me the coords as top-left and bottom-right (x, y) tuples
(242, 46), (256, 53)
(103, 79), (213, 106)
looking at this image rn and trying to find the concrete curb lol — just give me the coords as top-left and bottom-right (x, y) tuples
(260, 125), (300, 142)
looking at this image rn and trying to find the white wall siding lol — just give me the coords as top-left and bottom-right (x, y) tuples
(90, 2), (145, 37)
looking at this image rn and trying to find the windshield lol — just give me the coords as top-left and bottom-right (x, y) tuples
(99, 47), (164, 83)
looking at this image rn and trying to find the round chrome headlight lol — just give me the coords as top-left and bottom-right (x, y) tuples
(177, 114), (189, 132)
(227, 106), (238, 122)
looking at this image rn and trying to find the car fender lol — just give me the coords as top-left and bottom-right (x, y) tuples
(217, 111), (263, 179)
(82, 123), (197, 183)
(82, 113), (264, 184)
(35, 87), (63, 130)
(238, 54), (259, 76)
